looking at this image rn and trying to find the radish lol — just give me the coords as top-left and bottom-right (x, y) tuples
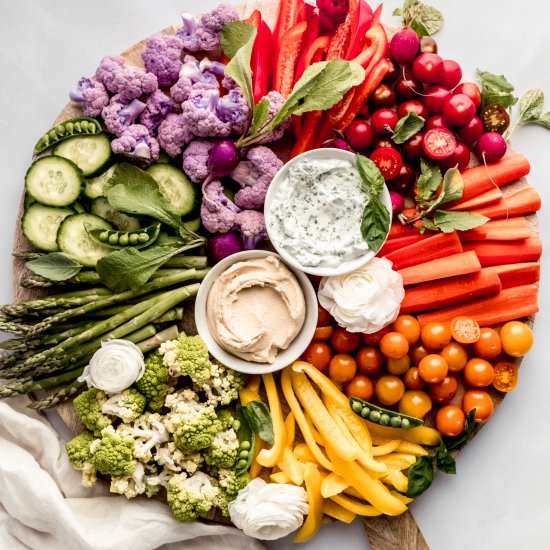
(207, 140), (240, 178)
(477, 132), (507, 163)
(390, 29), (420, 65)
(389, 190), (405, 217)
(207, 232), (243, 263)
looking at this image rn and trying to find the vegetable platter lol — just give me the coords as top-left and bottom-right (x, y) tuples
(1, 3), (550, 547)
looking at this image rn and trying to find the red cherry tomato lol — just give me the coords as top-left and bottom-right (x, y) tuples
(356, 346), (383, 375)
(404, 366), (427, 390)
(441, 141), (471, 171)
(345, 374), (374, 401)
(439, 59), (462, 89)
(361, 326), (390, 346)
(317, 305), (332, 327)
(410, 343), (429, 365)
(422, 128), (457, 160)
(388, 163), (416, 193)
(454, 82), (482, 109)
(429, 375), (458, 404)
(370, 108), (399, 136)
(331, 328), (361, 353)
(396, 100), (428, 120)
(443, 94), (476, 127)
(412, 53), (444, 84)
(436, 405), (465, 436)
(370, 147), (403, 180)
(426, 115), (450, 130)
(344, 119), (374, 150)
(457, 116), (484, 146)
(302, 341), (332, 371)
(395, 70), (423, 99)
(371, 136), (395, 150)
(370, 84), (396, 109)
(423, 86), (452, 115)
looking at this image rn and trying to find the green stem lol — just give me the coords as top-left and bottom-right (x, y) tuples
(164, 256), (208, 269)
(152, 307), (184, 324)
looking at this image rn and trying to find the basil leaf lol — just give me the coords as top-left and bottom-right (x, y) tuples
(391, 112), (425, 144)
(445, 409), (477, 451)
(235, 405), (256, 475)
(26, 252), (82, 281)
(405, 455), (434, 497)
(356, 154), (385, 196)
(438, 166), (464, 204)
(477, 70), (518, 109)
(244, 401), (275, 445)
(416, 159), (442, 201)
(519, 88), (545, 122)
(433, 210), (489, 233)
(361, 196), (390, 253)
(250, 97), (270, 134)
(435, 443), (456, 474)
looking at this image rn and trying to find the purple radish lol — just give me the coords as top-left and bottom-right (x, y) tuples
(207, 140), (239, 178)
(207, 232), (243, 263)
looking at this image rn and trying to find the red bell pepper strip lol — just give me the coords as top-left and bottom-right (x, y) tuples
(290, 110), (324, 158)
(273, 21), (308, 98)
(274, 0), (301, 44)
(295, 0), (307, 23)
(316, 88), (357, 144)
(244, 9), (261, 28)
(372, 3), (383, 24)
(345, 0), (374, 60)
(352, 23), (387, 70)
(326, 0), (359, 60)
(252, 21), (274, 103)
(294, 33), (329, 83)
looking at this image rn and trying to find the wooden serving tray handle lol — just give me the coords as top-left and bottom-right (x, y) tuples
(363, 511), (429, 550)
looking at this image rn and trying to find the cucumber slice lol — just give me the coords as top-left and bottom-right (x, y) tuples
(57, 213), (113, 267)
(53, 134), (112, 177)
(21, 203), (73, 251)
(182, 216), (201, 233)
(25, 155), (83, 206)
(146, 164), (196, 216)
(84, 165), (116, 199)
(91, 197), (141, 231)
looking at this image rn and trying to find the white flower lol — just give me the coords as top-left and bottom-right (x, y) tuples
(318, 257), (404, 334)
(78, 339), (145, 393)
(229, 478), (309, 540)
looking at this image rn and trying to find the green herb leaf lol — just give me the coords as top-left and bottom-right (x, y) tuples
(392, 112), (425, 144)
(416, 159), (442, 201)
(405, 455), (434, 497)
(397, 0), (444, 37)
(244, 401), (275, 445)
(235, 405), (256, 475)
(435, 442), (457, 474)
(356, 154), (385, 196)
(519, 88), (545, 122)
(533, 111), (550, 129)
(445, 409), (477, 452)
(26, 252), (82, 281)
(220, 20), (256, 58)
(250, 97), (270, 134)
(433, 210), (489, 232)
(477, 70), (518, 109)
(422, 218), (438, 231)
(439, 166), (464, 204)
(361, 196), (390, 253)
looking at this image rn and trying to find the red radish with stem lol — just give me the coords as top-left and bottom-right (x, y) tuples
(477, 132), (507, 163)
(390, 190), (405, 216)
(390, 28), (420, 64)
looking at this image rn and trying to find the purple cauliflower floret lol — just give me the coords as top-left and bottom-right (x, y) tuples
(181, 88), (231, 138)
(199, 58), (226, 78)
(221, 75), (237, 91)
(157, 113), (193, 157)
(182, 140), (215, 183)
(69, 77), (110, 116)
(170, 56), (219, 105)
(231, 146), (283, 210)
(216, 88), (250, 135)
(113, 67), (158, 101)
(139, 90), (173, 132)
(201, 180), (240, 233)
(95, 56), (126, 93)
(111, 124), (160, 166)
(235, 210), (267, 250)
(142, 33), (185, 87)
(256, 91), (291, 145)
(102, 95), (147, 137)
(177, 13), (201, 52)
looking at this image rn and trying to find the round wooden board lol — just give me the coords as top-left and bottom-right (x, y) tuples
(10, 1), (537, 548)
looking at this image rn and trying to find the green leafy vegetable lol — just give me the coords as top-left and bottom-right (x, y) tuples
(391, 112), (425, 145)
(405, 455), (434, 497)
(477, 70), (518, 109)
(235, 405), (256, 476)
(434, 442), (456, 474)
(416, 159), (442, 202)
(242, 401), (275, 445)
(505, 88), (550, 138)
(393, 0), (444, 37)
(432, 210), (489, 233)
(250, 97), (270, 134)
(356, 155), (385, 196)
(26, 253), (82, 282)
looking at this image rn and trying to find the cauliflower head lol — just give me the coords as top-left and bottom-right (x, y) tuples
(134, 350), (174, 412)
(196, 360), (246, 407)
(159, 333), (212, 384)
(91, 432), (136, 477)
(65, 431), (98, 488)
(216, 469), (251, 517)
(205, 428), (239, 469)
(154, 441), (203, 474)
(73, 388), (112, 436)
(167, 471), (220, 522)
(101, 388), (147, 423)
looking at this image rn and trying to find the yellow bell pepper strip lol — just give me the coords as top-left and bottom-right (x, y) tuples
(291, 369), (359, 462)
(285, 411), (296, 448)
(239, 387), (261, 405)
(293, 443), (318, 464)
(294, 462), (324, 543)
(343, 485), (365, 500)
(281, 367), (334, 471)
(304, 413), (325, 446)
(325, 445), (408, 516)
(247, 374), (261, 393)
(292, 361), (349, 408)
(270, 471), (292, 484)
(330, 494), (383, 517)
(321, 472), (349, 498)
(257, 373), (287, 468)
(383, 470), (409, 493)
(323, 499), (357, 524)
(366, 420), (441, 446)
(371, 439), (402, 456)
(278, 446), (305, 486)
(390, 491), (414, 505)
(395, 441), (429, 456)
(375, 453), (417, 471)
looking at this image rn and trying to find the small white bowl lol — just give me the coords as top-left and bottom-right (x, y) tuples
(264, 148), (393, 277)
(194, 250), (318, 375)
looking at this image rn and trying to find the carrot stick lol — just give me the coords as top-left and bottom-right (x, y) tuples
(462, 237), (542, 266)
(468, 187), (541, 219)
(417, 285), (539, 327)
(447, 187), (503, 211)
(460, 217), (531, 242)
(398, 251), (482, 286)
(484, 263), (540, 289)
(388, 223), (423, 239)
(376, 233), (430, 257)
(400, 269), (501, 314)
(384, 232), (463, 271)
(459, 154), (530, 203)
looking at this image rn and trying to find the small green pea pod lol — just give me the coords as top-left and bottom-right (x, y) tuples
(85, 222), (161, 250)
(34, 117), (103, 154)
(349, 396), (424, 430)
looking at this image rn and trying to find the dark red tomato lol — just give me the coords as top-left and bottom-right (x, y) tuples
(317, 305), (332, 327)
(442, 94), (476, 127)
(422, 128), (457, 160)
(344, 120), (374, 150)
(370, 108), (399, 136)
(457, 116), (483, 145)
(412, 53), (444, 84)
(382, 60), (399, 83)
(331, 327), (361, 353)
(360, 102), (370, 117)
(396, 100), (428, 120)
(402, 132), (425, 160)
(423, 86), (452, 115)
(439, 59), (462, 89)
(453, 82), (482, 110)
(371, 136), (395, 150)
(419, 36), (438, 54)
(302, 341), (332, 371)
(388, 163), (416, 192)
(480, 104), (511, 134)
(440, 141), (471, 171)
(356, 346), (383, 375)
(395, 70), (423, 100)
(361, 326), (390, 346)
(371, 84), (396, 109)
(404, 366), (427, 390)
(426, 115), (449, 130)
(370, 147), (403, 180)
(429, 375), (458, 404)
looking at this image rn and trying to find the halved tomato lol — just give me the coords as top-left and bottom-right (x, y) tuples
(450, 316), (480, 344)
(422, 128), (456, 160)
(370, 147), (403, 180)
(492, 361), (519, 392)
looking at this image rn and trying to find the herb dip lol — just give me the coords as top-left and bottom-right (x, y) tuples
(267, 158), (370, 268)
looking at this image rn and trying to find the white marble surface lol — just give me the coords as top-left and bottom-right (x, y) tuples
(1, 1), (550, 549)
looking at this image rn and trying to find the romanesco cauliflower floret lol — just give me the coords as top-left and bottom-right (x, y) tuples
(215, 469), (251, 517)
(101, 388), (147, 423)
(134, 351), (175, 412)
(117, 412), (170, 462)
(167, 471), (219, 522)
(205, 428), (239, 469)
(155, 441), (203, 474)
(196, 361), (246, 407)
(90, 432), (136, 477)
(110, 462), (165, 499)
(65, 431), (98, 488)
(73, 388), (112, 436)
(160, 334), (212, 384)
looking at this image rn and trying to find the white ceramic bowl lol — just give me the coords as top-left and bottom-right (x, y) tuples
(194, 250), (318, 375)
(264, 147), (393, 277)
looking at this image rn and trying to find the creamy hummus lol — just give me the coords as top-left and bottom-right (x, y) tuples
(206, 256), (306, 363)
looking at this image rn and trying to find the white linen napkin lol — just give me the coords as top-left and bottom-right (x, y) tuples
(0, 396), (265, 550)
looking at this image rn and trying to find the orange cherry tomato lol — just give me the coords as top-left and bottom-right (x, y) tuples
(361, 326), (390, 346)
(436, 405), (465, 436)
(492, 361), (519, 392)
(462, 389), (494, 422)
(463, 358), (494, 388)
(317, 305), (332, 327)
(403, 366), (427, 390)
(356, 346), (383, 375)
(472, 327), (502, 359)
(398, 390), (432, 419)
(499, 321), (534, 357)
(331, 328), (361, 353)
(418, 354), (449, 383)
(380, 332), (409, 359)
(313, 326), (333, 340)
(302, 341), (332, 372)
(391, 315), (421, 345)
(386, 354), (411, 376)
(375, 375), (406, 406)
(450, 316), (480, 344)
(345, 374), (374, 401)
(421, 322), (452, 351)
(429, 375), (458, 404)
(329, 353), (357, 383)
(440, 341), (468, 372)
(410, 342), (429, 365)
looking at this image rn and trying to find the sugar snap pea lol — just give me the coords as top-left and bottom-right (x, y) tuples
(85, 222), (161, 250)
(349, 396), (423, 430)
(34, 117), (103, 154)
